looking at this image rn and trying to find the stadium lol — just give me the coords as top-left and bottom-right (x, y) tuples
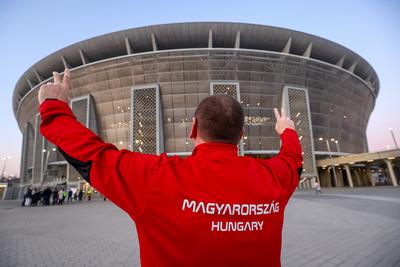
(13, 22), (379, 190)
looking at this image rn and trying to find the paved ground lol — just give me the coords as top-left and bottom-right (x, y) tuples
(0, 187), (399, 267)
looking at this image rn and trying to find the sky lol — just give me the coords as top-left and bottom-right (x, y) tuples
(0, 0), (399, 177)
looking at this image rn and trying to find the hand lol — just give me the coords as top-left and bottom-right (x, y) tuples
(274, 107), (295, 135)
(38, 69), (71, 105)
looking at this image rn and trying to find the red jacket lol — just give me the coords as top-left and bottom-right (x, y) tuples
(40, 99), (303, 267)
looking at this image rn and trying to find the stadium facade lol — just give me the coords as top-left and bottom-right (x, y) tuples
(13, 22), (379, 189)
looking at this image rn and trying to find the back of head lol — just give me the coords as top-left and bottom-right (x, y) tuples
(194, 94), (244, 144)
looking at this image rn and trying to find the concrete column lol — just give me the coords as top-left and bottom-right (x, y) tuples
(282, 37), (292, 53)
(61, 56), (70, 69)
(336, 55), (345, 67)
(66, 163), (70, 182)
(384, 159), (398, 187)
(33, 70), (43, 82)
(208, 29), (213, 48)
(335, 167), (344, 187)
(151, 33), (158, 51)
(366, 165), (375, 186)
(344, 165), (354, 188)
(348, 61), (358, 73)
(234, 31), (241, 48)
(302, 42), (312, 57)
(125, 37), (133, 55)
(79, 49), (87, 65)
(26, 78), (34, 89)
(353, 169), (362, 186)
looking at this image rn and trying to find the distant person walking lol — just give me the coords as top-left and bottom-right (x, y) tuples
(86, 188), (92, 201)
(313, 181), (322, 194)
(22, 187), (32, 207)
(43, 187), (52, 205)
(73, 189), (78, 201)
(52, 188), (59, 205)
(78, 189), (83, 202)
(31, 188), (40, 206)
(58, 188), (64, 205)
(67, 189), (73, 203)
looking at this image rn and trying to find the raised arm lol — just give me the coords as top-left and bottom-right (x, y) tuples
(38, 70), (164, 219)
(263, 108), (303, 195)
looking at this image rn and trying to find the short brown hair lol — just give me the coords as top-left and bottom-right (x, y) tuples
(194, 94), (244, 144)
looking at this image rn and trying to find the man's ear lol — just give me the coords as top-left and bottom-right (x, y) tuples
(190, 117), (197, 139)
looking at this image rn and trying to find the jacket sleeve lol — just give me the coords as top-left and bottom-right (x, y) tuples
(263, 128), (303, 196)
(39, 99), (165, 220)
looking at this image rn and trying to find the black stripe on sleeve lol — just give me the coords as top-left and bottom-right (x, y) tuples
(297, 166), (303, 177)
(58, 147), (92, 184)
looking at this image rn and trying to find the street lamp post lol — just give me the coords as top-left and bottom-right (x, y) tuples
(334, 140), (341, 154)
(319, 138), (338, 188)
(1, 156), (11, 179)
(389, 128), (399, 149)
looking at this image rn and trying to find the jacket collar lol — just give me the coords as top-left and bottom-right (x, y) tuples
(191, 141), (238, 156)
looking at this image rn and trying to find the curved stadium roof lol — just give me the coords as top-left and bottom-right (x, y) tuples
(13, 22), (379, 118)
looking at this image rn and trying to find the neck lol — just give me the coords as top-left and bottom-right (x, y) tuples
(194, 137), (207, 147)
(194, 137), (239, 147)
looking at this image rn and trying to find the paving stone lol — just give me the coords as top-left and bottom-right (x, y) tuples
(0, 187), (399, 266)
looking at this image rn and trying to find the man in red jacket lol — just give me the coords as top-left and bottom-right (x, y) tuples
(38, 69), (303, 267)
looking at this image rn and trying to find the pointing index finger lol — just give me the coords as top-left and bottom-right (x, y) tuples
(281, 108), (287, 118)
(63, 69), (71, 88)
(53, 72), (61, 84)
(274, 108), (281, 120)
